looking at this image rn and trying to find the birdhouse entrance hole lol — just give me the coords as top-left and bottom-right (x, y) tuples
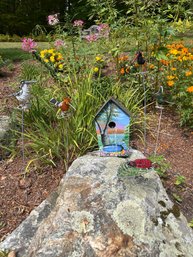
(108, 121), (116, 128)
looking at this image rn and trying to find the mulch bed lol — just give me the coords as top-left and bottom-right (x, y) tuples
(0, 61), (193, 242)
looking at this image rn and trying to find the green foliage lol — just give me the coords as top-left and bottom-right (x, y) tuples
(148, 154), (170, 178)
(86, 0), (118, 23)
(0, 55), (5, 72)
(5, 0), (193, 172)
(0, 250), (9, 257)
(0, 0), (192, 35)
(172, 193), (183, 203)
(188, 219), (193, 228)
(118, 162), (150, 177)
(174, 175), (186, 186)
(19, 61), (42, 81)
(0, 48), (30, 62)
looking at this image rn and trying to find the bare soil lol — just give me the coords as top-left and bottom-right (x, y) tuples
(0, 61), (193, 242)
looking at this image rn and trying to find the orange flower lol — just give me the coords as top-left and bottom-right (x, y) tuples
(186, 86), (193, 93)
(120, 68), (125, 74)
(160, 60), (169, 66)
(167, 80), (174, 87)
(185, 71), (192, 76)
(149, 64), (155, 69)
(119, 55), (128, 61)
(171, 67), (176, 71)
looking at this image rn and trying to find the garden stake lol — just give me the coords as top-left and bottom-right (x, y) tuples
(142, 72), (147, 155)
(154, 86), (164, 155)
(133, 51), (147, 155)
(138, 71), (148, 155)
(50, 97), (75, 170)
(21, 107), (25, 164)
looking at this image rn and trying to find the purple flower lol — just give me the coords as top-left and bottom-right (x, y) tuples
(85, 34), (98, 42)
(54, 39), (65, 49)
(47, 14), (59, 26)
(73, 20), (84, 27)
(21, 38), (37, 52)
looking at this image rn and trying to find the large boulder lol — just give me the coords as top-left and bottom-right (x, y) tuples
(1, 150), (193, 257)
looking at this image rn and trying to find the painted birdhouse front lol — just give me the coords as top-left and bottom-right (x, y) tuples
(94, 97), (131, 157)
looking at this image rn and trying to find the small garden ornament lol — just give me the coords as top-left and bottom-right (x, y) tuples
(94, 97), (131, 157)
(50, 97), (75, 118)
(50, 97), (75, 169)
(12, 80), (36, 110)
(118, 158), (152, 178)
(11, 80), (36, 168)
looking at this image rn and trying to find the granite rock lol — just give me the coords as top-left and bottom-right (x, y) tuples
(1, 149), (193, 257)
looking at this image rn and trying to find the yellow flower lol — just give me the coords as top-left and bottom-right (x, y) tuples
(93, 67), (99, 73)
(48, 49), (54, 54)
(40, 53), (45, 58)
(186, 86), (193, 93)
(169, 49), (178, 55)
(50, 56), (55, 62)
(44, 59), (49, 63)
(167, 80), (174, 87)
(171, 67), (176, 71)
(96, 56), (102, 62)
(41, 49), (48, 54)
(167, 75), (175, 80)
(58, 64), (63, 70)
(185, 71), (192, 76)
(56, 54), (63, 61)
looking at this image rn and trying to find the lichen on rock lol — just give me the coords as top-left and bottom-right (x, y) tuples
(112, 200), (145, 237)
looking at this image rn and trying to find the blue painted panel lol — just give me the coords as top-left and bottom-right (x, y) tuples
(103, 144), (123, 152)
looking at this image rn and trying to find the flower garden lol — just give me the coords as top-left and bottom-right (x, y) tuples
(4, 13), (190, 171)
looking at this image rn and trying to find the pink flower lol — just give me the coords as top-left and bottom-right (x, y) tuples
(21, 38), (37, 52)
(73, 20), (84, 27)
(47, 14), (59, 26)
(85, 34), (98, 42)
(54, 39), (65, 49)
(98, 23), (110, 37)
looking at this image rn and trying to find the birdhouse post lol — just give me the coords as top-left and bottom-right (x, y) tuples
(94, 97), (131, 157)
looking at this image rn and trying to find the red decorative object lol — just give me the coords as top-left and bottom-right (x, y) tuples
(129, 159), (152, 169)
(60, 97), (71, 112)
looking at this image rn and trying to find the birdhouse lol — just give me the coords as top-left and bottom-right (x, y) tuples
(94, 97), (131, 157)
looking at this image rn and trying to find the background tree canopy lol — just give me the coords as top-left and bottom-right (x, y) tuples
(0, 0), (192, 35)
